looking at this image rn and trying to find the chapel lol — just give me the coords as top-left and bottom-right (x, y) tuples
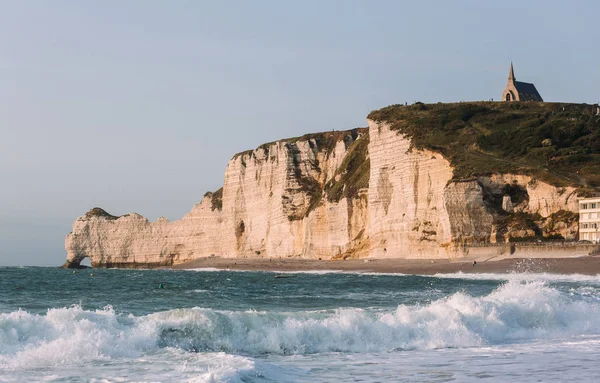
(501, 63), (543, 102)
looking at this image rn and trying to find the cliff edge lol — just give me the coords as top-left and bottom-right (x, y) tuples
(64, 102), (599, 268)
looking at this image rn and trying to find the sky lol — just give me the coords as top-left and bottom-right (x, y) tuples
(0, 1), (598, 266)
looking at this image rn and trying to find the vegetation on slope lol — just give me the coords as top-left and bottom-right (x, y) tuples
(368, 102), (600, 189)
(324, 134), (370, 203)
(280, 129), (369, 220)
(288, 141), (323, 221)
(204, 188), (223, 211)
(492, 209), (579, 242)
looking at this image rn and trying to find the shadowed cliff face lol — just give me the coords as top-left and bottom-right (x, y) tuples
(65, 103), (594, 267)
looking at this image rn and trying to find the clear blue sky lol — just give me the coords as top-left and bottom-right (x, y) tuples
(1, 1), (598, 266)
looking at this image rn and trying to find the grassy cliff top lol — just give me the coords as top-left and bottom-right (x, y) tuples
(368, 102), (600, 189)
(85, 207), (120, 220)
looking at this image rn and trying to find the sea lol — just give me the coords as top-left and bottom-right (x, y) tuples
(1, 267), (600, 382)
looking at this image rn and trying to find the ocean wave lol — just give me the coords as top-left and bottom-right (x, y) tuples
(267, 270), (345, 275)
(186, 268), (346, 275)
(1, 279), (599, 370)
(187, 268), (225, 272)
(431, 271), (600, 284)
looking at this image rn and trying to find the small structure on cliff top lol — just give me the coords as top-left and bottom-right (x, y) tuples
(501, 63), (543, 102)
(579, 197), (600, 243)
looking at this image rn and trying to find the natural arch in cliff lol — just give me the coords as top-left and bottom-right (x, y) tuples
(63, 255), (93, 269)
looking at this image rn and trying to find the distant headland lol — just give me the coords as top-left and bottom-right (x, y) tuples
(63, 97), (600, 269)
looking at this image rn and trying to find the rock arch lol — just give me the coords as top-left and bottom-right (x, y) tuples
(62, 254), (93, 269)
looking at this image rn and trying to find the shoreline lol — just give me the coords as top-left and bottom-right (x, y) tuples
(171, 256), (600, 275)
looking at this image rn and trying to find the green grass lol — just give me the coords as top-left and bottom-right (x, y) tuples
(368, 102), (600, 190)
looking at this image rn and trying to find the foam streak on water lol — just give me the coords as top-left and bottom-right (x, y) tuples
(1, 268), (600, 382)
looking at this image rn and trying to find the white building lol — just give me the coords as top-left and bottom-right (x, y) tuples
(579, 197), (600, 243)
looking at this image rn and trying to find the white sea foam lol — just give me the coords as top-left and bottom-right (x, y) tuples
(431, 271), (600, 284)
(269, 336), (600, 382)
(0, 307), (258, 382)
(269, 269), (344, 275)
(186, 267), (410, 276)
(183, 352), (256, 383)
(278, 270), (412, 276)
(2, 279), (600, 374)
(187, 268), (224, 272)
(186, 268), (346, 275)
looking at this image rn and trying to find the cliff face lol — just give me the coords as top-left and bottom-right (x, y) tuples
(65, 130), (370, 267)
(365, 121), (580, 259)
(65, 102), (593, 268)
(367, 120), (455, 258)
(65, 203), (223, 268)
(218, 131), (369, 260)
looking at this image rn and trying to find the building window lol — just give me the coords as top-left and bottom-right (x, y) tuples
(581, 203), (588, 210)
(505, 93), (511, 101)
(592, 203), (597, 209)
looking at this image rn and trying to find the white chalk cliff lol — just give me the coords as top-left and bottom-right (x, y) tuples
(64, 118), (582, 268)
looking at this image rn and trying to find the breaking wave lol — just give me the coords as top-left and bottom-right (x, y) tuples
(1, 279), (600, 371)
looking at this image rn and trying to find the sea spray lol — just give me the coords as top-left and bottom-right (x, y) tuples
(431, 271), (600, 284)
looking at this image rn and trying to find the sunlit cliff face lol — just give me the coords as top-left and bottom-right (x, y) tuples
(65, 103), (589, 267)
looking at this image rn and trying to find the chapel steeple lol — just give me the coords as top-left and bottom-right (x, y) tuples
(508, 62), (515, 82)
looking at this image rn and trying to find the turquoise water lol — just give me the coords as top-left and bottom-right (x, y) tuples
(2, 267), (600, 382)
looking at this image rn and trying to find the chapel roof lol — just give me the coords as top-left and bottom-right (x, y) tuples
(514, 80), (543, 102)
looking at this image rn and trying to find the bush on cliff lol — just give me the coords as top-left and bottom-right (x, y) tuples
(204, 188), (223, 211)
(85, 208), (120, 220)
